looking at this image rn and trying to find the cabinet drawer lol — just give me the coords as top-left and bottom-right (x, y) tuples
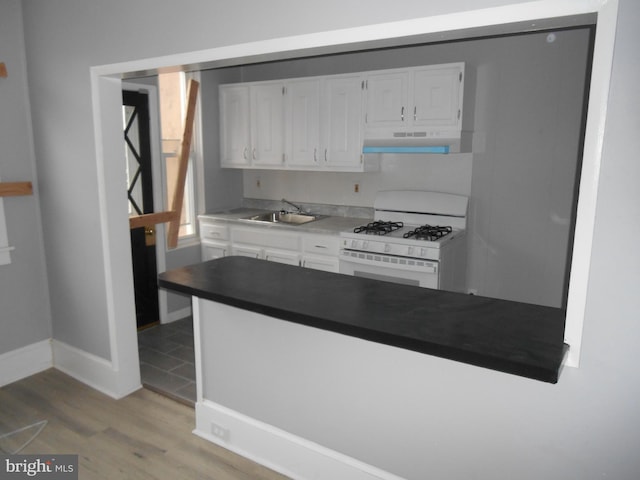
(201, 223), (229, 241)
(302, 234), (340, 256)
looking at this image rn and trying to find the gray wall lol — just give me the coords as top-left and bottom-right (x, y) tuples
(0, 0), (51, 355)
(200, 68), (245, 213)
(11, 0), (640, 478)
(226, 29), (590, 308)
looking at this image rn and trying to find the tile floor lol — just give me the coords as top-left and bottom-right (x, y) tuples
(137, 316), (196, 406)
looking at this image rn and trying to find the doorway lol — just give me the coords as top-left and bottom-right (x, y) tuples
(122, 89), (160, 330)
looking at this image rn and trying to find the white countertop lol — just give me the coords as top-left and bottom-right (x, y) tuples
(199, 208), (370, 236)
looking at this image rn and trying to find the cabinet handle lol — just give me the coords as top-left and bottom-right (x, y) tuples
(313, 148), (317, 162)
(401, 106), (405, 121)
(252, 148), (257, 160)
(324, 149), (328, 162)
(243, 147), (249, 160)
(414, 106), (417, 121)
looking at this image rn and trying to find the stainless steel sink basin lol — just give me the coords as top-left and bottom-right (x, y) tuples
(242, 211), (324, 225)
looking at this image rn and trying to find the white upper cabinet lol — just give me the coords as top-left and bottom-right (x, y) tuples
(220, 85), (251, 167)
(250, 82), (285, 168)
(364, 63), (465, 149)
(412, 64), (463, 129)
(365, 70), (409, 129)
(220, 82), (286, 169)
(219, 62), (467, 169)
(284, 78), (321, 169)
(321, 74), (366, 170)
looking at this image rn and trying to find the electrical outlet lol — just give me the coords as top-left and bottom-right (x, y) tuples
(354, 183), (359, 193)
(211, 422), (230, 441)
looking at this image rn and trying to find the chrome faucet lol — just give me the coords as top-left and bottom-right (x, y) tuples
(281, 198), (305, 213)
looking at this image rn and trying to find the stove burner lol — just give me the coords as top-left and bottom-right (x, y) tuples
(354, 221), (403, 235)
(403, 225), (452, 241)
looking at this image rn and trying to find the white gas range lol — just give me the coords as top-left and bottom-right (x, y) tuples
(339, 190), (468, 291)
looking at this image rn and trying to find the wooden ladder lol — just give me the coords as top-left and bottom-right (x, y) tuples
(128, 78), (199, 248)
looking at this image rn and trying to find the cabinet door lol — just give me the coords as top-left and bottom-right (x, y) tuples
(232, 244), (263, 258)
(321, 75), (364, 168)
(365, 71), (408, 130)
(411, 65), (463, 129)
(201, 241), (228, 261)
(220, 85), (251, 167)
(264, 248), (300, 266)
(285, 79), (321, 168)
(251, 83), (285, 167)
(302, 255), (339, 273)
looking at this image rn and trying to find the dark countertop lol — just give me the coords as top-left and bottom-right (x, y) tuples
(159, 256), (568, 383)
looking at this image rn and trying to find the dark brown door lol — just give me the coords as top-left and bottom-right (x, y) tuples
(123, 90), (159, 329)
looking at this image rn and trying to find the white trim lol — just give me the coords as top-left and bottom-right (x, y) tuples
(0, 340), (52, 387)
(91, 0), (618, 392)
(562, 0), (618, 367)
(91, 74), (142, 395)
(51, 339), (141, 400)
(194, 399), (407, 480)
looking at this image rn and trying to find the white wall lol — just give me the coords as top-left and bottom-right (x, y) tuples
(14, 0), (640, 478)
(0, 0), (51, 356)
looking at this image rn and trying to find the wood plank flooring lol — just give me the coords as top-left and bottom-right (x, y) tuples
(0, 369), (289, 480)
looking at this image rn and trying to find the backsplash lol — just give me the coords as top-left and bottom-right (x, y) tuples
(242, 153), (474, 209)
(242, 197), (373, 219)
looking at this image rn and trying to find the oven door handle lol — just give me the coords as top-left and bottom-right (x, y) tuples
(340, 250), (439, 273)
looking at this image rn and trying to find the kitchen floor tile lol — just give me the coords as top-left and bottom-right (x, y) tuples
(170, 362), (196, 381)
(139, 363), (191, 392)
(139, 346), (186, 371)
(137, 316), (196, 407)
(167, 345), (195, 363)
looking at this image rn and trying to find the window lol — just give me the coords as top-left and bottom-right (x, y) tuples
(158, 71), (199, 240)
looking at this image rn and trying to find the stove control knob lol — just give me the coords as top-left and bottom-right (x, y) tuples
(407, 246), (414, 256)
(351, 240), (359, 249)
(384, 244), (391, 253)
(420, 248), (428, 257)
(362, 241), (369, 249)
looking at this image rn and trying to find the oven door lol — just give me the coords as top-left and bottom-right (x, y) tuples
(339, 250), (439, 289)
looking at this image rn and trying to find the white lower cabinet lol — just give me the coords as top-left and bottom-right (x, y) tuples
(231, 244), (262, 258)
(301, 256), (339, 272)
(301, 233), (340, 273)
(199, 218), (341, 271)
(264, 248), (300, 266)
(202, 241), (229, 261)
(200, 219), (230, 260)
(230, 225), (301, 265)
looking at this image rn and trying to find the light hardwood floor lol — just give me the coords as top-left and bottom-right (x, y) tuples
(0, 369), (290, 480)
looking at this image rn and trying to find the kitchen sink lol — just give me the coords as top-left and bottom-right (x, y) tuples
(242, 211), (325, 225)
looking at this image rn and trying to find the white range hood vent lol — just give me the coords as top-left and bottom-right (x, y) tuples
(362, 130), (472, 154)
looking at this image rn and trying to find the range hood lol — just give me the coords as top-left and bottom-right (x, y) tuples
(362, 130), (472, 154)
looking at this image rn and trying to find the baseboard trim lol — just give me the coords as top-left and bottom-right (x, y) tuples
(165, 306), (192, 324)
(194, 399), (405, 480)
(51, 340), (141, 399)
(0, 340), (53, 388)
